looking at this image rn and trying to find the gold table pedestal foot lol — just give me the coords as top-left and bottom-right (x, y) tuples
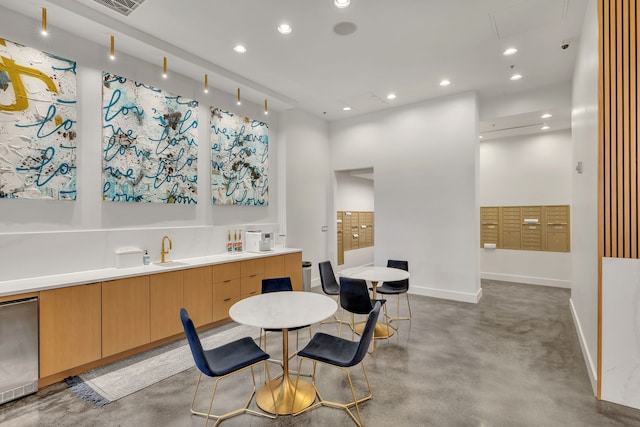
(256, 376), (316, 415)
(354, 322), (394, 338)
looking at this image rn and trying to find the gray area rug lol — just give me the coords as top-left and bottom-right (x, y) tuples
(66, 323), (260, 407)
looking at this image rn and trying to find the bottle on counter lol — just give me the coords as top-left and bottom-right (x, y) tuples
(227, 230), (233, 253)
(237, 229), (243, 252)
(143, 250), (150, 265)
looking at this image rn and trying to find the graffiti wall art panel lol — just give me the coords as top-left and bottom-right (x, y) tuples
(102, 72), (198, 204)
(0, 38), (77, 200)
(210, 108), (268, 206)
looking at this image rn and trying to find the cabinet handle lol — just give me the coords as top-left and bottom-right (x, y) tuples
(224, 298), (231, 302)
(547, 223), (567, 226)
(223, 280), (231, 283)
(250, 291), (257, 295)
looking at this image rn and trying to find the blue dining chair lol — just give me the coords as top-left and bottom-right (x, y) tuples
(259, 277), (311, 360)
(180, 308), (276, 426)
(318, 260), (346, 325)
(339, 276), (389, 351)
(292, 302), (381, 426)
(376, 259), (412, 324)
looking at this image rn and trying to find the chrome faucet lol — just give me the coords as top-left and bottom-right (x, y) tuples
(161, 235), (172, 263)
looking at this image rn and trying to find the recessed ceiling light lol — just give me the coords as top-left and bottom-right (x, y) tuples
(277, 24), (292, 35)
(503, 47), (518, 56)
(440, 79), (451, 86)
(541, 125), (550, 130)
(386, 93), (397, 100)
(541, 113), (552, 119)
(334, 0), (350, 8)
(479, 135), (484, 139)
(343, 106), (351, 111)
(233, 45), (247, 53)
(510, 73), (522, 81)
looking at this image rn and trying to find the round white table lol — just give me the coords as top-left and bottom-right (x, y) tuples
(229, 292), (337, 415)
(339, 266), (410, 338)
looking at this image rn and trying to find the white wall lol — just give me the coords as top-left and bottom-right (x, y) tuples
(330, 92), (481, 303)
(280, 109), (330, 285)
(570, 0), (599, 394)
(0, 6), (280, 282)
(479, 130), (572, 287)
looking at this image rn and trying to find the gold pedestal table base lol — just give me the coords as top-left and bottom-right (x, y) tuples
(354, 321), (394, 338)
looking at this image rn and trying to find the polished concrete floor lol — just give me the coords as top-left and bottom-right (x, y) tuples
(2, 280), (640, 426)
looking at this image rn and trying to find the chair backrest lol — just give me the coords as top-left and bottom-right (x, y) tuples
(319, 261), (340, 295)
(339, 276), (373, 315)
(350, 302), (381, 366)
(385, 259), (409, 291)
(180, 308), (214, 377)
(262, 277), (293, 294)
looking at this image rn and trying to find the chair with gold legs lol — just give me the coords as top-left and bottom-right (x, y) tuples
(180, 308), (277, 427)
(376, 260), (411, 326)
(259, 277), (312, 362)
(318, 260), (345, 325)
(339, 277), (389, 352)
(292, 302), (381, 427)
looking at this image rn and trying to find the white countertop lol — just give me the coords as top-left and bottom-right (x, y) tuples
(0, 248), (301, 297)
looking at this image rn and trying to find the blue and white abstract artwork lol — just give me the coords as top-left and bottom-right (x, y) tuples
(102, 72), (198, 204)
(210, 108), (268, 206)
(0, 38), (77, 200)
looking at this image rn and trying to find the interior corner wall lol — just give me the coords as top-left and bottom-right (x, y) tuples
(280, 109), (330, 284)
(329, 92), (481, 303)
(570, 0), (598, 394)
(0, 6), (279, 281)
(479, 130), (573, 287)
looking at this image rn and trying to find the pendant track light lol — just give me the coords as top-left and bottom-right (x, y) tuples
(204, 74), (209, 93)
(163, 57), (167, 78)
(110, 35), (115, 60)
(237, 87), (241, 105)
(264, 99), (268, 115)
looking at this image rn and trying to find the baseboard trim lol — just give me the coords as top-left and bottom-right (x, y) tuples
(570, 297), (597, 396)
(410, 285), (482, 304)
(481, 272), (571, 288)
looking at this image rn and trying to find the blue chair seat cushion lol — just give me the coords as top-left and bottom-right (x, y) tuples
(297, 332), (359, 368)
(204, 337), (269, 377)
(375, 284), (407, 294)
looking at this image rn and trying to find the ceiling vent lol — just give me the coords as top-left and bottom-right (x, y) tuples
(92, 0), (146, 16)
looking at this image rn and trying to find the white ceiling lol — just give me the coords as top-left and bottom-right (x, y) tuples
(1, 0), (589, 138)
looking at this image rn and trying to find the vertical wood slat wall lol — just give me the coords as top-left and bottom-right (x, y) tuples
(598, 0), (639, 399)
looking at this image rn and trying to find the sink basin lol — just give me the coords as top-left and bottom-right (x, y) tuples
(153, 261), (189, 267)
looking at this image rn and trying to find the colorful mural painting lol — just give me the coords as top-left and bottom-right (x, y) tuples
(102, 72), (198, 204)
(0, 38), (77, 200)
(210, 108), (268, 206)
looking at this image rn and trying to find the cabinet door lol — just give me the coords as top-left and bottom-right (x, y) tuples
(183, 266), (213, 327)
(150, 271), (184, 341)
(284, 252), (303, 291)
(213, 278), (241, 322)
(241, 274), (263, 298)
(39, 283), (102, 377)
(102, 276), (150, 357)
(212, 262), (241, 283)
(264, 255), (285, 279)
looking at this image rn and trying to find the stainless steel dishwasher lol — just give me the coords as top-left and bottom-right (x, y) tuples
(0, 297), (38, 405)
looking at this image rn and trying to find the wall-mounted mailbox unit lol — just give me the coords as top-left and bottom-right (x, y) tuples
(480, 205), (570, 252)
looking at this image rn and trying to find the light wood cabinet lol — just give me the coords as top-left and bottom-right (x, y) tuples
(150, 270), (184, 341)
(212, 262), (241, 322)
(183, 266), (213, 327)
(241, 258), (263, 298)
(284, 252), (303, 291)
(39, 283), (101, 377)
(102, 276), (150, 357)
(263, 255), (285, 279)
